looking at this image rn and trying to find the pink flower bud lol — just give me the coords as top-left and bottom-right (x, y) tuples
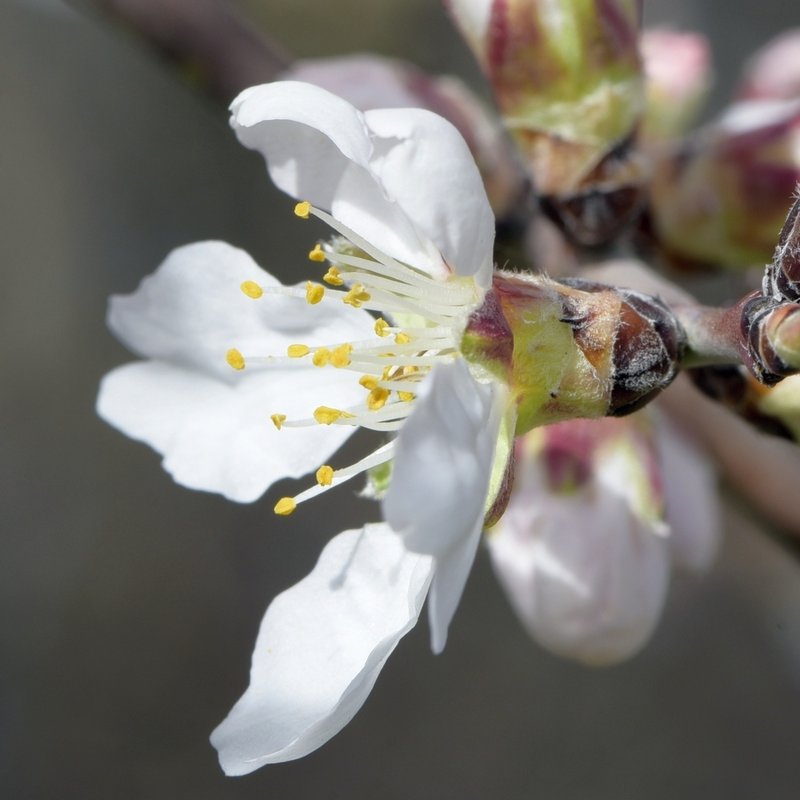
(738, 29), (800, 102)
(640, 28), (712, 142)
(488, 417), (670, 665)
(650, 99), (800, 268)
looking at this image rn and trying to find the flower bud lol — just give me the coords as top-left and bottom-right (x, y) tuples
(640, 28), (712, 143)
(487, 416), (670, 665)
(737, 29), (800, 102)
(741, 294), (800, 383)
(650, 99), (800, 268)
(280, 54), (524, 217)
(462, 272), (685, 433)
(445, 0), (645, 244)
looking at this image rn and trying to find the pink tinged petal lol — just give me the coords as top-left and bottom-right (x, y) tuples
(384, 360), (506, 651)
(655, 414), (721, 572)
(107, 241), (374, 382)
(210, 524), (434, 773)
(229, 82), (494, 285)
(97, 361), (362, 503)
(489, 438), (671, 666)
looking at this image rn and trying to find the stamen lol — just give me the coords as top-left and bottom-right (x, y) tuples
(294, 201), (311, 219)
(313, 406), (354, 425)
(330, 343), (353, 368)
(312, 348), (331, 367)
(343, 283), (371, 307)
(394, 332), (412, 344)
(271, 413), (286, 430)
(374, 318), (390, 337)
(306, 281), (325, 305)
(287, 344), (310, 358)
(226, 348), (245, 371)
(308, 244), (326, 263)
(359, 374), (379, 390)
(240, 280), (263, 299)
(316, 465), (334, 486)
(274, 497), (297, 516)
(398, 391), (415, 402)
(367, 387), (390, 410)
(323, 266), (344, 286)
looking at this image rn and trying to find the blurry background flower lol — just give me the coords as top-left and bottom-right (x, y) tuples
(4, 1), (800, 799)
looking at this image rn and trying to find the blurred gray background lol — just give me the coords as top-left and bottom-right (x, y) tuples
(3, 1), (800, 798)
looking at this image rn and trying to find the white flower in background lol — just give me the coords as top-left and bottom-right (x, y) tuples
(488, 414), (719, 665)
(98, 81), (511, 773)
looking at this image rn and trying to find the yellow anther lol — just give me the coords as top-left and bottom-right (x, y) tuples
(314, 406), (345, 425)
(312, 347), (331, 367)
(316, 465), (335, 486)
(306, 281), (325, 305)
(398, 391), (415, 403)
(240, 280), (263, 299)
(331, 343), (353, 368)
(394, 331), (412, 344)
(367, 387), (390, 411)
(359, 374), (379, 390)
(226, 348), (245, 371)
(323, 266), (344, 286)
(294, 201), (311, 219)
(374, 318), (390, 337)
(343, 283), (371, 308)
(274, 496), (297, 516)
(287, 344), (311, 358)
(308, 243), (326, 263)
(270, 413), (287, 430)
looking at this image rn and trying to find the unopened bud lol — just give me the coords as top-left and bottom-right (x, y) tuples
(737, 29), (800, 102)
(764, 194), (800, 303)
(640, 28), (712, 142)
(462, 272), (685, 433)
(281, 54), (524, 217)
(487, 416), (669, 665)
(650, 99), (800, 268)
(446, 0), (644, 227)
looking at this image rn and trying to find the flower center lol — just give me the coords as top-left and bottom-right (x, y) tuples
(225, 201), (483, 515)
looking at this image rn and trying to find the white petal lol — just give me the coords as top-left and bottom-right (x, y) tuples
(489, 463), (670, 666)
(655, 413), (721, 572)
(444, 0), (492, 56)
(384, 360), (506, 650)
(108, 241), (374, 382)
(230, 82), (493, 285)
(364, 108), (494, 287)
(210, 524), (433, 773)
(97, 361), (362, 502)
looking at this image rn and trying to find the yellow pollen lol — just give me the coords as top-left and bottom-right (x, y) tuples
(270, 413), (287, 430)
(316, 465), (334, 486)
(240, 280), (263, 299)
(274, 497), (297, 516)
(312, 347), (331, 367)
(306, 281), (325, 305)
(394, 331), (412, 344)
(287, 344), (310, 358)
(308, 244), (326, 262)
(331, 343), (353, 368)
(323, 266), (344, 286)
(359, 374), (379, 390)
(374, 318), (390, 337)
(343, 283), (371, 307)
(367, 387), (390, 411)
(294, 201), (311, 219)
(314, 406), (347, 425)
(398, 391), (415, 403)
(226, 348), (245, 371)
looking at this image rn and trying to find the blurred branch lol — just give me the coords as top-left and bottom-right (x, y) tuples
(70, 0), (292, 102)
